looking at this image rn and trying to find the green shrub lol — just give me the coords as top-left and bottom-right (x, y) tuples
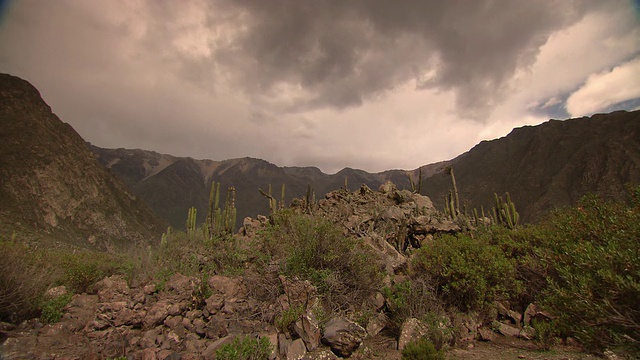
(215, 336), (272, 360)
(260, 211), (384, 312)
(383, 279), (443, 330)
(275, 304), (304, 333)
(60, 252), (130, 293)
(40, 293), (73, 323)
(412, 232), (521, 311)
(401, 337), (445, 360)
(539, 191), (640, 355)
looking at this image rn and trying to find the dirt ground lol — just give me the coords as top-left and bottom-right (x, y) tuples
(351, 334), (598, 360)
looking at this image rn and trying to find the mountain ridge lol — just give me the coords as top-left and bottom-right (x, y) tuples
(92, 110), (640, 228)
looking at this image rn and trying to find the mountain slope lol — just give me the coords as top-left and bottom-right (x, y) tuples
(0, 73), (166, 249)
(421, 110), (640, 222)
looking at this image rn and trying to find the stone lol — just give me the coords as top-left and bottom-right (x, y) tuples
(363, 235), (406, 273)
(301, 349), (340, 360)
(280, 276), (317, 308)
(286, 338), (307, 360)
(204, 320), (228, 340)
(202, 335), (236, 360)
(166, 273), (199, 298)
(208, 275), (244, 298)
(144, 300), (172, 328)
(366, 312), (389, 337)
(477, 326), (496, 342)
(293, 314), (321, 351)
(157, 349), (182, 360)
(321, 317), (366, 357)
(382, 206), (406, 222)
(45, 285), (68, 299)
(398, 318), (429, 351)
(144, 284), (157, 295)
(95, 276), (130, 302)
(141, 348), (158, 360)
(279, 333), (292, 359)
(496, 322), (521, 338)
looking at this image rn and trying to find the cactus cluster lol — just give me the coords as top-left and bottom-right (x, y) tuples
(491, 192), (519, 229)
(407, 168), (423, 194)
(259, 183), (288, 215)
(186, 207), (198, 239)
(304, 184), (316, 214)
(206, 181), (237, 237)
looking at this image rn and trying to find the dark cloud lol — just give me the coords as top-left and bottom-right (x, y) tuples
(207, 0), (592, 118)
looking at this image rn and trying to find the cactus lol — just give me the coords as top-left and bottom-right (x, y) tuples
(280, 183), (286, 210)
(160, 226), (171, 248)
(206, 181), (221, 237)
(449, 167), (460, 217)
(259, 184), (278, 215)
(305, 184), (316, 214)
(203, 181), (238, 238)
(408, 168), (423, 194)
(222, 186), (237, 234)
(493, 192), (519, 229)
(186, 207), (197, 239)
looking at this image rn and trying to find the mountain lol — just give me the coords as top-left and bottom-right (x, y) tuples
(0, 74), (166, 250)
(90, 148), (420, 228)
(93, 110), (639, 228)
(421, 110), (640, 222)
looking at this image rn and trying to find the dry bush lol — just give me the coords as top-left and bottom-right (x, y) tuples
(0, 239), (55, 322)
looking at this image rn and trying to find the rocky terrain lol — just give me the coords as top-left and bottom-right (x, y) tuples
(0, 182), (597, 359)
(0, 73), (166, 250)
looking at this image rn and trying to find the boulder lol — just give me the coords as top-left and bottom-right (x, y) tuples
(208, 275), (245, 298)
(398, 318), (429, 351)
(293, 314), (321, 351)
(286, 338), (308, 360)
(166, 273), (199, 298)
(95, 276), (129, 302)
(321, 317), (366, 357)
(366, 312), (389, 337)
(496, 322), (521, 337)
(477, 326), (496, 342)
(144, 300), (172, 328)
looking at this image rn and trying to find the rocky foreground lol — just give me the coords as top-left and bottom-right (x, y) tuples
(0, 183), (594, 359)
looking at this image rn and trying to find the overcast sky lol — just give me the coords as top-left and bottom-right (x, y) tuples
(1, 1), (639, 173)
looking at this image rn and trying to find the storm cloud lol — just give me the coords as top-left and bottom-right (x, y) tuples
(0, 0), (638, 172)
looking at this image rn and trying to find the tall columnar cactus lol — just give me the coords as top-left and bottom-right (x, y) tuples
(492, 192), (520, 229)
(449, 167), (460, 217)
(222, 186), (237, 234)
(186, 206), (197, 239)
(206, 181), (221, 237)
(280, 184), (286, 210)
(204, 181), (238, 238)
(305, 184), (316, 214)
(259, 184), (278, 215)
(407, 168), (423, 194)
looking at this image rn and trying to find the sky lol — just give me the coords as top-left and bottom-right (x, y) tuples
(0, 1), (639, 174)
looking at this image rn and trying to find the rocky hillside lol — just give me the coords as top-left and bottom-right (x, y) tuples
(422, 110), (640, 222)
(0, 73), (166, 250)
